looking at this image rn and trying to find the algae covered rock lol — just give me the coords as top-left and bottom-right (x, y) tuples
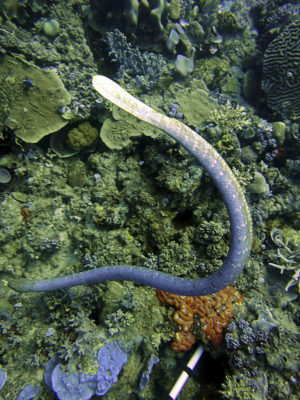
(0, 54), (71, 143)
(0, 167), (11, 184)
(67, 121), (98, 151)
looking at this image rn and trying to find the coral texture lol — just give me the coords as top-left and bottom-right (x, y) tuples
(262, 19), (300, 121)
(157, 286), (244, 351)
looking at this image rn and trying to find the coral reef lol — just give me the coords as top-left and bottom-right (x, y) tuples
(0, 1), (299, 399)
(0, 1), (98, 120)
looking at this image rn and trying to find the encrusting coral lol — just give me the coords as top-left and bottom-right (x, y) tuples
(157, 286), (244, 351)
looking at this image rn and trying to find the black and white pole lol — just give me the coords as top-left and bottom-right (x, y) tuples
(169, 345), (204, 400)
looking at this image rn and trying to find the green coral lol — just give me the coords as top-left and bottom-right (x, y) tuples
(268, 228), (300, 293)
(169, 0), (181, 20)
(0, 2), (299, 398)
(193, 57), (231, 89)
(247, 172), (270, 197)
(217, 10), (241, 34)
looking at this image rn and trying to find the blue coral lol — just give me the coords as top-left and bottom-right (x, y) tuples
(16, 383), (41, 400)
(51, 366), (96, 400)
(95, 342), (127, 395)
(50, 342), (127, 400)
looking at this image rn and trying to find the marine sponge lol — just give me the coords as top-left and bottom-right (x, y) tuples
(67, 121), (98, 151)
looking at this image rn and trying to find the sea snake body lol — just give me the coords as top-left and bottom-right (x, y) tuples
(6, 76), (252, 295)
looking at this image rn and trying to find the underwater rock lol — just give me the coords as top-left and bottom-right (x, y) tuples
(0, 167), (11, 183)
(0, 54), (71, 143)
(174, 54), (194, 76)
(43, 19), (60, 38)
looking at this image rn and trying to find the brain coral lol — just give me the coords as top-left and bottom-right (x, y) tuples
(262, 19), (300, 121)
(67, 121), (98, 151)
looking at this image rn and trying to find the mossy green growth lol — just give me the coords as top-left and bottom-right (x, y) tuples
(0, 54), (71, 142)
(66, 121), (98, 151)
(217, 10), (240, 34)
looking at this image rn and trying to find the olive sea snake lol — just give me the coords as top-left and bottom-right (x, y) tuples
(6, 76), (252, 295)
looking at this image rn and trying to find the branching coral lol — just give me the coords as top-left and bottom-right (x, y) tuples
(157, 286), (244, 351)
(207, 101), (251, 133)
(268, 228), (300, 292)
